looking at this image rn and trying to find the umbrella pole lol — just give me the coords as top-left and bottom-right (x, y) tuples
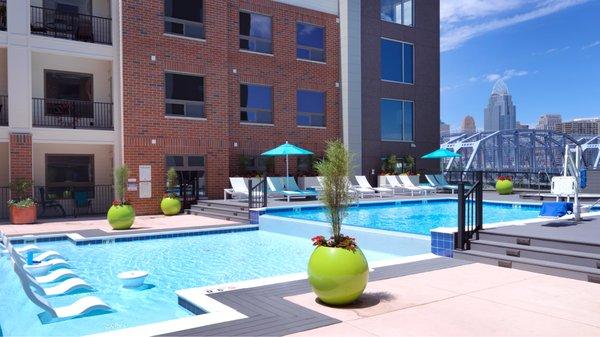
(286, 154), (289, 189)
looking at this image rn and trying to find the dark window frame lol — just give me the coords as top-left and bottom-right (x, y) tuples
(164, 0), (205, 39)
(45, 154), (95, 198)
(380, 98), (415, 142)
(165, 154), (206, 197)
(43, 69), (94, 118)
(380, 0), (414, 27)
(239, 10), (273, 55)
(296, 21), (325, 62)
(240, 83), (274, 124)
(296, 89), (326, 127)
(44, 69), (94, 102)
(380, 38), (414, 84)
(164, 71), (206, 119)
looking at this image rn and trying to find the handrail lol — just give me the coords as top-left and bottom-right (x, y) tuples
(457, 171), (483, 250)
(30, 6), (112, 45)
(248, 177), (268, 210)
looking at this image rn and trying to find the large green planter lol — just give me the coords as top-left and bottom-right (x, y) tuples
(307, 246), (369, 306)
(495, 180), (513, 195)
(107, 204), (135, 230)
(161, 197), (181, 216)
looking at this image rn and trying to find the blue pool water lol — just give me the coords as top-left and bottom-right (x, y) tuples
(269, 200), (542, 236)
(0, 230), (402, 336)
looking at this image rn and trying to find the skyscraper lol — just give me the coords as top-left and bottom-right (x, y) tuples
(461, 116), (477, 133)
(440, 121), (450, 136)
(536, 114), (562, 130)
(484, 79), (516, 131)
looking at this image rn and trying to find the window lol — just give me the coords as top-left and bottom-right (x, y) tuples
(239, 11), (272, 54)
(380, 99), (414, 141)
(44, 70), (93, 117)
(165, 72), (205, 118)
(164, 0), (204, 39)
(46, 155), (94, 198)
(165, 155), (206, 197)
(380, 0), (413, 26)
(381, 38), (413, 84)
(296, 22), (324, 62)
(297, 90), (325, 127)
(240, 84), (273, 124)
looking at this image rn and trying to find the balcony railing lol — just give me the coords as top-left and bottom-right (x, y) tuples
(30, 6), (111, 45)
(35, 185), (114, 218)
(32, 98), (113, 130)
(0, 1), (6, 31)
(0, 95), (7, 126)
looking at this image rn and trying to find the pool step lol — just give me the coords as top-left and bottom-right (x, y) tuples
(478, 231), (600, 254)
(188, 201), (250, 223)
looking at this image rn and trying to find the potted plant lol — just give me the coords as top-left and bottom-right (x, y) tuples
(308, 140), (368, 306)
(161, 167), (181, 216)
(496, 176), (513, 195)
(107, 165), (135, 230)
(7, 179), (36, 224)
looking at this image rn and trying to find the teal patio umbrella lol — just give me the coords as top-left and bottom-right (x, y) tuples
(421, 148), (462, 159)
(262, 141), (313, 187)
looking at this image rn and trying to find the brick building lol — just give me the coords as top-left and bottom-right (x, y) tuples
(0, 0), (439, 216)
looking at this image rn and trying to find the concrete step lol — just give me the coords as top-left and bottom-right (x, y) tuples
(196, 200), (249, 212)
(190, 204), (249, 217)
(471, 240), (600, 269)
(453, 250), (600, 283)
(187, 209), (249, 223)
(478, 231), (600, 255)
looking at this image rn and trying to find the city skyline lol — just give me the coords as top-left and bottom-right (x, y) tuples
(441, 0), (600, 132)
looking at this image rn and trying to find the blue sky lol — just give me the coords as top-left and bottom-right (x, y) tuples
(441, 0), (600, 132)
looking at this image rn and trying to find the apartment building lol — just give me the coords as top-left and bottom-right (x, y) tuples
(555, 118), (600, 136)
(0, 0), (439, 216)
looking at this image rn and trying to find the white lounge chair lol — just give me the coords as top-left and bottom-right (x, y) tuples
(17, 247), (64, 263)
(11, 249), (77, 284)
(398, 175), (436, 195)
(13, 264), (93, 297)
(224, 177), (264, 200)
(385, 175), (422, 196)
(355, 176), (393, 197)
(346, 178), (377, 198)
(267, 177), (319, 202)
(10, 247), (70, 276)
(12, 263), (110, 319)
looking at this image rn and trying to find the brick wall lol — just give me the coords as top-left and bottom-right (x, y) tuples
(9, 133), (33, 198)
(121, 0), (341, 214)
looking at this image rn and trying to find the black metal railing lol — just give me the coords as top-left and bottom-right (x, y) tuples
(445, 170), (560, 190)
(30, 6), (112, 45)
(34, 185), (114, 217)
(457, 171), (483, 250)
(248, 177), (268, 209)
(0, 95), (7, 126)
(32, 98), (113, 130)
(0, 1), (6, 31)
(0, 186), (9, 219)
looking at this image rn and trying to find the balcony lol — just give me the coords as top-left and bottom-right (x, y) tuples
(0, 95), (6, 126)
(30, 5), (111, 45)
(32, 98), (113, 130)
(0, 1), (6, 31)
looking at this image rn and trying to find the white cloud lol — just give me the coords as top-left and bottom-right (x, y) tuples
(441, 0), (589, 52)
(532, 46), (570, 56)
(485, 74), (501, 82)
(484, 69), (529, 82)
(582, 41), (600, 50)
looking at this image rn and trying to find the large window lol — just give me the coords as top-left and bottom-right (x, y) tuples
(381, 38), (413, 84)
(164, 0), (204, 39)
(239, 11), (272, 54)
(46, 155), (94, 197)
(240, 84), (273, 124)
(44, 70), (93, 117)
(296, 22), (324, 62)
(380, 99), (414, 141)
(165, 72), (205, 118)
(166, 155), (206, 198)
(297, 90), (325, 127)
(380, 0), (413, 26)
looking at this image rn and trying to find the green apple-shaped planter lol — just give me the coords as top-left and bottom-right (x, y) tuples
(107, 204), (135, 230)
(307, 246), (369, 306)
(495, 179), (513, 195)
(160, 197), (181, 215)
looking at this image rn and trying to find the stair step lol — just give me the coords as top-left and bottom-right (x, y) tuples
(196, 201), (248, 212)
(190, 205), (249, 217)
(188, 209), (249, 223)
(471, 240), (600, 269)
(478, 231), (600, 254)
(454, 250), (600, 283)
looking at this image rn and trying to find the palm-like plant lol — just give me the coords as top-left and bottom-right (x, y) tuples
(314, 140), (357, 247)
(166, 167), (179, 198)
(114, 165), (129, 205)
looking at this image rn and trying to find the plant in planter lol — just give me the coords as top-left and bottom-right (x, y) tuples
(7, 179), (36, 224)
(107, 165), (135, 230)
(496, 176), (513, 195)
(161, 167), (182, 216)
(308, 140), (368, 306)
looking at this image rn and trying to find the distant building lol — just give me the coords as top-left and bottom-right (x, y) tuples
(516, 121), (529, 130)
(555, 118), (600, 135)
(537, 114), (562, 130)
(440, 121), (450, 136)
(461, 116), (477, 133)
(484, 79), (516, 131)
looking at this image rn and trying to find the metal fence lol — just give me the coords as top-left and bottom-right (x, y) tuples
(0, 187), (8, 219)
(34, 185), (114, 217)
(30, 6), (112, 45)
(32, 98), (113, 130)
(445, 170), (560, 190)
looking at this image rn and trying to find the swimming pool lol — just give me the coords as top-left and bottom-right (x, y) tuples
(268, 199), (543, 236)
(0, 229), (403, 337)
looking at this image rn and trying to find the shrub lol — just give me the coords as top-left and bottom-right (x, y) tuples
(114, 165), (129, 205)
(166, 167), (179, 198)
